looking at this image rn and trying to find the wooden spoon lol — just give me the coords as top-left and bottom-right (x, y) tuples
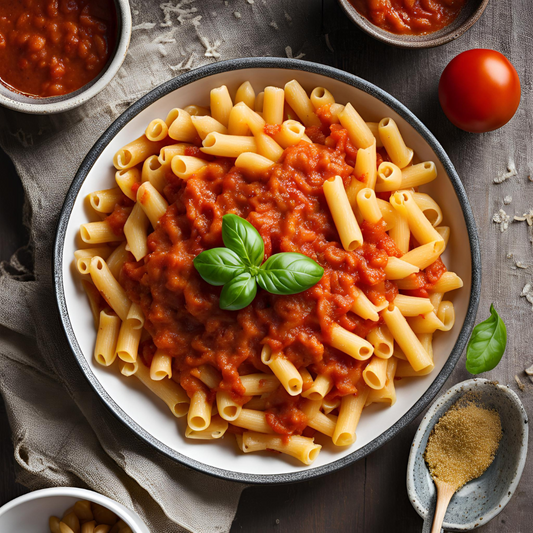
(429, 479), (458, 533)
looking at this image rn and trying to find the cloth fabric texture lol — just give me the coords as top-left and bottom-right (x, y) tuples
(0, 1), (326, 531)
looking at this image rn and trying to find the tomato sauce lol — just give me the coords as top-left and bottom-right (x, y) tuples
(0, 0), (117, 97)
(184, 145), (213, 161)
(349, 0), (467, 36)
(120, 123), (426, 436)
(361, 219), (403, 258)
(402, 257), (447, 298)
(264, 124), (281, 137)
(105, 196), (133, 236)
(265, 388), (308, 437)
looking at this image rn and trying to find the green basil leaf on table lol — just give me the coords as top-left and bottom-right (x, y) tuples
(222, 213), (264, 267)
(465, 304), (507, 374)
(193, 248), (246, 286)
(256, 252), (324, 295)
(219, 272), (258, 311)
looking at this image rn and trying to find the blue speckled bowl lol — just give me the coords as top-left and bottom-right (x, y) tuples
(407, 378), (528, 531)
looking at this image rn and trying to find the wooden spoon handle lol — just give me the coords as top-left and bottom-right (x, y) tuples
(431, 482), (456, 533)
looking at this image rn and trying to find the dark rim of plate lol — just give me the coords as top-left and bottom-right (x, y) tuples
(54, 57), (482, 485)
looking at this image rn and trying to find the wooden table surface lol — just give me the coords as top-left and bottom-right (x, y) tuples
(1, 1), (532, 531)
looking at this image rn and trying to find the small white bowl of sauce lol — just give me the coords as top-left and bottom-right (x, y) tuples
(0, 0), (131, 114)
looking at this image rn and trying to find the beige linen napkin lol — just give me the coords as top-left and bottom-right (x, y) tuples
(0, 1), (325, 531)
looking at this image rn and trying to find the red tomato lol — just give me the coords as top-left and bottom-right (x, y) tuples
(439, 49), (521, 133)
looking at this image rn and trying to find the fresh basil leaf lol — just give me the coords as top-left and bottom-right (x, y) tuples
(219, 272), (257, 311)
(256, 253), (324, 295)
(222, 214), (264, 267)
(466, 304), (507, 374)
(193, 248), (246, 286)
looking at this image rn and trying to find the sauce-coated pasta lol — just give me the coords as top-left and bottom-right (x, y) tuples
(75, 80), (462, 465)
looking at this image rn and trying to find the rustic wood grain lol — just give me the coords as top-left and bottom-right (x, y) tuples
(1, 0), (532, 531)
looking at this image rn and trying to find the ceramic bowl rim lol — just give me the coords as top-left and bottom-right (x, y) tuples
(0, 487), (149, 532)
(0, 0), (132, 115)
(54, 57), (482, 484)
(336, 0), (491, 49)
(406, 377), (529, 529)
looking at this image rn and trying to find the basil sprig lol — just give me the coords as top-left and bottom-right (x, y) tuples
(192, 248), (245, 286)
(256, 253), (325, 295)
(220, 272), (257, 311)
(465, 304), (507, 374)
(222, 213), (264, 269)
(194, 214), (324, 310)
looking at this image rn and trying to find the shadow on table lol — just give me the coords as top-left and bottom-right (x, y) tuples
(230, 416), (422, 533)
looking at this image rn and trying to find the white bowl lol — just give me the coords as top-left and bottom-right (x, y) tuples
(54, 58), (481, 483)
(0, 487), (149, 532)
(0, 0), (131, 114)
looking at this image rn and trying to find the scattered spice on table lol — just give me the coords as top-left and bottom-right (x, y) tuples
(424, 393), (502, 490)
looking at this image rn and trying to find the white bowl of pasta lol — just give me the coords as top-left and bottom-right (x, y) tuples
(0, 487), (149, 532)
(55, 58), (481, 483)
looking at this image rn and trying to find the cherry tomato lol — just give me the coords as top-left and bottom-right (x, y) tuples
(439, 49), (521, 133)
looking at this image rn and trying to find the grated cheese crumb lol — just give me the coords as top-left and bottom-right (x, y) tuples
(285, 46), (305, 60)
(169, 53), (195, 72)
(234, 11), (241, 18)
(523, 209), (533, 226)
(160, 0), (199, 27)
(153, 31), (177, 45)
(284, 11), (293, 23)
(132, 22), (157, 31)
(246, 0), (254, 4)
(516, 261), (529, 269)
(492, 209), (511, 232)
(198, 34), (221, 59)
(521, 283), (533, 310)
(525, 364), (533, 376)
(515, 375), (525, 391)
(503, 195), (512, 205)
(514, 216), (526, 222)
(529, 175), (533, 182)
(494, 160), (518, 184)
(269, 21), (279, 30)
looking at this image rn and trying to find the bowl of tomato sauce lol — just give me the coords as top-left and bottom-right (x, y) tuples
(0, 0), (131, 114)
(337, 0), (490, 48)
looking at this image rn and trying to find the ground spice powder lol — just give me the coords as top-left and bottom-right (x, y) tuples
(424, 394), (502, 489)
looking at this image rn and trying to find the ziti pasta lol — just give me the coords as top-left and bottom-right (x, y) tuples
(75, 79), (463, 466)
(48, 499), (131, 533)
